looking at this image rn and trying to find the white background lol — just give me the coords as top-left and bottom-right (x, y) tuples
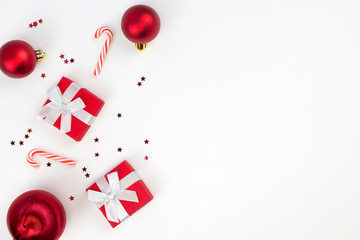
(0, 0), (360, 239)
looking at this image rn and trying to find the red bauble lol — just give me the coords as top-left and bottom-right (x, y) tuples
(0, 40), (45, 78)
(7, 190), (66, 240)
(121, 5), (160, 50)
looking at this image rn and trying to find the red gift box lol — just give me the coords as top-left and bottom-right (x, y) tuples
(86, 161), (153, 228)
(39, 77), (104, 141)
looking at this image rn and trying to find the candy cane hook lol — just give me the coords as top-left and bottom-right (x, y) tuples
(27, 149), (77, 169)
(94, 26), (113, 76)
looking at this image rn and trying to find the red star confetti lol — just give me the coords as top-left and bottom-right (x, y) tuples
(117, 113), (122, 118)
(41, 73), (46, 78)
(46, 162), (52, 167)
(59, 54), (65, 59)
(137, 82), (142, 87)
(82, 167), (87, 172)
(29, 23), (33, 28)
(64, 59), (69, 64)
(95, 152), (99, 157)
(10, 141), (15, 146)
(27, 128), (32, 133)
(94, 137), (99, 142)
(85, 173), (90, 178)
(70, 58), (75, 63)
(117, 147), (122, 152)
(69, 196), (75, 201)
(144, 139), (149, 144)
(141, 76), (146, 81)
(33, 21), (38, 27)
(19, 141), (24, 146)
(144, 155), (149, 160)
(38, 19), (43, 24)
(25, 134), (29, 139)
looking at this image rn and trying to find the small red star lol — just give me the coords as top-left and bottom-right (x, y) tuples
(85, 173), (90, 178)
(117, 147), (122, 152)
(46, 162), (52, 167)
(94, 137), (99, 142)
(82, 167), (87, 172)
(141, 76), (146, 81)
(59, 54), (64, 59)
(144, 139), (149, 144)
(41, 73), (46, 78)
(95, 152), (99, 157)
(33, 21), (38, 27)
(64, 59), (69, 64)
(70, 58), (75, 63)
(19, 141), (24, 146)
(137, 82), (142, 87)
(10, 141), (15, 146)
(144, 155), (149, 160)
(69, 196), (74, 201)
(24, 134), (29, 139)
(29, 23), (33, 28)
(117, 113), (122, 118)
(27, 128), (32, 133)
(38, 19), (43, 24)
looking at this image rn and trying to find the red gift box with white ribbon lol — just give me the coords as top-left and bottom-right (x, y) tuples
(39, 77), (105, 141)
(86, 161), (153, 228)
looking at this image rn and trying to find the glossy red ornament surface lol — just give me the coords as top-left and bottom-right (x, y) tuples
(0, 40), (37, 78)
(121, 5), (160, 44)
(7, 190), (66, 240)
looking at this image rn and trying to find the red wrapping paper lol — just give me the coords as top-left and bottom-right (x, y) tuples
(42, 77), (104, 141)
(86, 161), (153, 228)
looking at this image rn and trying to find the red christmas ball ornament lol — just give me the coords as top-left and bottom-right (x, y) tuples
(7, 190), (66, 240)
(0, 40), (45, 78)
(121, 5), (161, 51)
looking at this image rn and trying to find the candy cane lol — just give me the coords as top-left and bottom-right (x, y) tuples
(27, 149), (77, 169)
(94, 26), (113, 76)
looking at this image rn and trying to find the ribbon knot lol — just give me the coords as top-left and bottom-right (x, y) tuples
(61, 102), (71, 112)
(87, 171), (141, 223)
(39, 83), (96, 133)
(107, 192), (116, 200)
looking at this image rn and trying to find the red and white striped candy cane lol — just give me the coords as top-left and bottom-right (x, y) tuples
(94, 26), (113, 76)
(27, 149), (77, 169)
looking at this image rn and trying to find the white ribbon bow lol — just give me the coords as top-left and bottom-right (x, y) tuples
(87, 171), (141, 223)
(39, 83), (95, 133)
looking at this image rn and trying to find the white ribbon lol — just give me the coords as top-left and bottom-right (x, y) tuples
(87, 171), (141, 223)
(39, 83), (96, 133)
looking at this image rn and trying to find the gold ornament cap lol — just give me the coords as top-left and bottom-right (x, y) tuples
(35, 49), (46, 61)
(135, 43), (146, 51)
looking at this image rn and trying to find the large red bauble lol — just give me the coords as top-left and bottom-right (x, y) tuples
(0, 40), (37, 78)
(121, 5), (160, 44)
(7, 190), (66, 240)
